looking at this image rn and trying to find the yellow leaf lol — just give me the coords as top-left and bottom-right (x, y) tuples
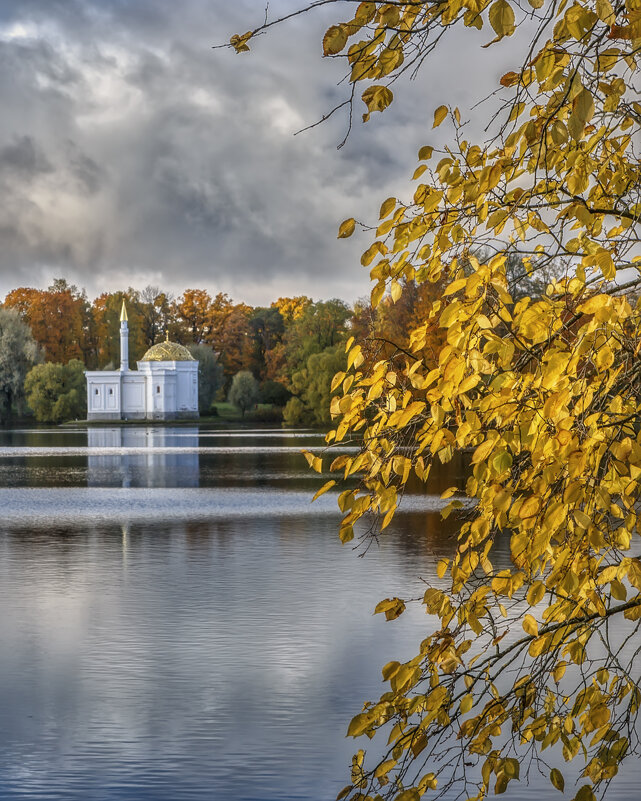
(574, 509), (591, 529)
(411, 732), (428, 758)
(371, 281), (385, 308)
(394, 790), (420, 801)
(339, 524), (354, 544)
(578, 294), (608, 314)
(460, 694), (474, 713)
(323, 25), (348, 56)
(523, 614), (539, 636)
(354, 1), (376, 25)
(362, 84), (394, 115)
(374, 758), (396, 779)
(312, 480), (336, 501)
(437, 558), (449, 578)
(379, 197), (396, 219)
(423, 191), (443, 215)
(489, 0), (516, 37)
(526, 581), (545, 606)
(303, 451), (323, 473)
(500, 71), (520, 87)
(472, 438), (495, 464)
(528, 635), (548, 657)
(229, 31), (253, 53)
(594, 344), (614, 371)
(595, 0), (615, 24)
(418, 145), (434, 160)
(550, 768), (565, 792)
(550, 120), (568, 144)
(382, 660), (400, 680)
(568, 88), (595, 140)
(338, 218), (356, 238)
(433, 105), (448, 128)
(519, 496), (541, 519)
(575, 784), (596, 801)
(374, 597), (406, 620)
(347, 712), (371, 737)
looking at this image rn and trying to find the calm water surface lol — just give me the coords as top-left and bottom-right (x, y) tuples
(0, 425), (638, 800)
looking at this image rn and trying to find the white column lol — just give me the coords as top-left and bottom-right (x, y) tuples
(120, 301), (129, 372)
(120, 320), (129, 371)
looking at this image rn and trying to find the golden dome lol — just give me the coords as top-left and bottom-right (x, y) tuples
(140, 341), (195, 362)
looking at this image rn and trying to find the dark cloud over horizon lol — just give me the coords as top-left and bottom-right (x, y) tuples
(0, 0), (509, 305)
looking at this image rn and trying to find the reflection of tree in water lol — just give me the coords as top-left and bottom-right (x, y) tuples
(184, 520), (216, 553)
(197, 437), (318, 491)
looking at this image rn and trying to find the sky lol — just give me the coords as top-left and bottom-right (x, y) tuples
(0, 0), (514, 306)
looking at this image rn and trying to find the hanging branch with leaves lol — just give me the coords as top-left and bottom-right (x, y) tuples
(229, 1), (641, 799)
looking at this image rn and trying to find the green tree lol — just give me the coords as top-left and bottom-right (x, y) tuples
(228, 370), (260, 417)
(25, 359), (86, 423)
(284, 344), (347, 426)
(260, 379), (291, 407)
(284, 298), (351, 377)
(0, 307), (42, 422)
(233, 2), (641, 800)
(187, 344), (224, 413)
(282, 396), (314, 427)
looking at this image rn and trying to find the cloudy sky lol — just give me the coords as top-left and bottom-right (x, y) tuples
(0, 0), (512, 306)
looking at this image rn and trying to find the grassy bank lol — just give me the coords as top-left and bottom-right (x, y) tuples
(60, 403), (284, 428)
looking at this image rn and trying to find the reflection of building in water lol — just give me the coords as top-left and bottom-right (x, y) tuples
(87, 427), (199, 488)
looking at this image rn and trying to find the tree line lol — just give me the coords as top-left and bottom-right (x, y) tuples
(0, 277), (445, 423)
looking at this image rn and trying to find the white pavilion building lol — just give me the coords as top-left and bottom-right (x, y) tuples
(85, 302), (199, 421)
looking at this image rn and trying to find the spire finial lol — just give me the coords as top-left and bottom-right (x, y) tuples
(120, 300), (128, 323)
(165, 329), (169, 343)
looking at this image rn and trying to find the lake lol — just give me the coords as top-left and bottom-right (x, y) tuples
(0, 425), (638, 800)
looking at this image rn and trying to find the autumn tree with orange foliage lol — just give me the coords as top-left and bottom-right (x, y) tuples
(174, 289), (215, 344)
(4, 280), (89, 364)
(218, 303), (255, 378)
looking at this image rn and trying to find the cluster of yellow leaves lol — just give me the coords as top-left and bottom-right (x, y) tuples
(232, 0), (641, 799)
(326, 248), (641, 797)
(309, 2), (640, 800)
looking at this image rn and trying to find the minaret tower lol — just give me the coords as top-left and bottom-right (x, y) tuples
(120, 300), (129, 372)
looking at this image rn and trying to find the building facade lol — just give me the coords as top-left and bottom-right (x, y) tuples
(85, 302), (199, 421)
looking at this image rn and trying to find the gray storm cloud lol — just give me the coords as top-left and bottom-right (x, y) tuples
(0, 0), (508, 304)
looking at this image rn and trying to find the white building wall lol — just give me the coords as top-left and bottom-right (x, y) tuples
(176, 363), (199, 413)
(86, 372), (122, 420)
(122, 374), (147, 419)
